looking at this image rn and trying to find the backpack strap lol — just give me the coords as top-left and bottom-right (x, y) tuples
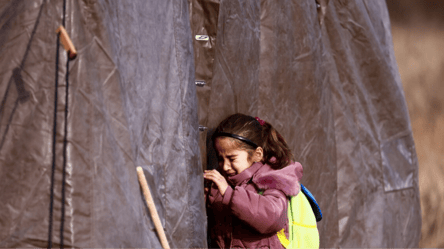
(300, 184), (322, 222)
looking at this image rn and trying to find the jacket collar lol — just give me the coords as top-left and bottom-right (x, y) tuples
(227, 161), (263, 186)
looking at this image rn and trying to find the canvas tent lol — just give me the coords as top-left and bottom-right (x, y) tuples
(0, 0), (421, 248)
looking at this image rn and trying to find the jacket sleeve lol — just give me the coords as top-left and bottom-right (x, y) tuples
(207, 182), (232, 213)
(224, 185), (288, 234)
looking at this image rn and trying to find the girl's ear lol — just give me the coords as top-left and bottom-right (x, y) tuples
(253, 146), (264, 162)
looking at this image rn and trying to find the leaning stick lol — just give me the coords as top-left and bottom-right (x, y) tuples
(136, 166), (170, 249)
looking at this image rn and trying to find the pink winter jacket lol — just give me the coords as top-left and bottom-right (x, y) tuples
(207, 161), (303, 248)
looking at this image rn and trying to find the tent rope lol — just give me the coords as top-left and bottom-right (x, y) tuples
(48, 24), (60, 249)
(48, 0), (68, 247)
(60, 0), (69, 245)
(60, 22), (70, 249)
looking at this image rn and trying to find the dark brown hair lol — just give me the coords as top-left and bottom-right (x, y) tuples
(212, 113), (294, 169)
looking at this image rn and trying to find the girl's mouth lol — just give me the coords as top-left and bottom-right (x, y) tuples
(226, 171), (236, 177)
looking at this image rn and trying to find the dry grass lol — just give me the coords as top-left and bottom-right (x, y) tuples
(391, 24), (444, 248)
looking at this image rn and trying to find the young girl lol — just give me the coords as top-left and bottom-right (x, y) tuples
(204, 113), (303, 248)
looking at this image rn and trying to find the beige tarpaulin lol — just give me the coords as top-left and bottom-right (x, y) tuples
(0, 0), (420, 248)
(0, 0), (204, 248)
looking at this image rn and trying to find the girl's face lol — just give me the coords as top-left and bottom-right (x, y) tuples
(214, 137), (262, 176)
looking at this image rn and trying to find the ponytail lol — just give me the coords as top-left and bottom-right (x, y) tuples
(212, 113), (294, 169)
(260, 121), (294, 169)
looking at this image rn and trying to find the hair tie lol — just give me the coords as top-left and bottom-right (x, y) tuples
(255, 117), (265, 126)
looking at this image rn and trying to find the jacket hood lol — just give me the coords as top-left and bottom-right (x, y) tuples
(252, 162), (303, 196)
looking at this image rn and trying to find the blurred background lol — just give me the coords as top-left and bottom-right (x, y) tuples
(386, 0), (444, 248)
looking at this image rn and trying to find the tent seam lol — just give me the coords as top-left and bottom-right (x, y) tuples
(172, 0), (191, 246)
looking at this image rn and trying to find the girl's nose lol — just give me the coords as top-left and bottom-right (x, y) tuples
(222, 160), (230, 172)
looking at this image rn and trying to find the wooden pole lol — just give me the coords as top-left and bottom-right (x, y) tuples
(136, 166), (170, 249)
(55, 25), (77, 60)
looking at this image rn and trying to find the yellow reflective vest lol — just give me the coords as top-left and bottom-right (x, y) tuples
(277, 184), (321, 248)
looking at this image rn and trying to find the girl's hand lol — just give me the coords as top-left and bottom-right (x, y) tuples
(203, 170), (229, 196)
